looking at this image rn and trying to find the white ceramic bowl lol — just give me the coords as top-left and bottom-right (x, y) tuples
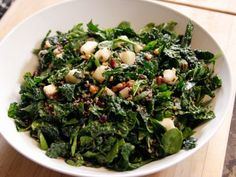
(0, 0), (233, 176)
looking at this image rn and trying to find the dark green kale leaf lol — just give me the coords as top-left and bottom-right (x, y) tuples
(20, 72), (45, 101)
(47, 67), (69, 83)
(49, 101), (73, 120)
(59, 84), (75, 101)
(40, 123), (60, 145)
(182, 137), (197, 150)
(88, 104), (104, 117)
(116, 111), (138, 137)
(46, 142), (70, 158)
(87, 20), (106, 41)
(142, 40), (158, 51)
(82, 121), (116, 138)
(210, 76), (222, 89)
(106, 96), (134, 117)
(157, 21), (177, 33)
(106, 139), (125, 163)
(139, 60), (158, 80)
(181, 21), (194, 47)
(182, 127), (195, 139)
(114, 21), (137, 38)
(194, 50), (214, 62)
(8, 102), (32, 131)
(139, 21), (178, 44)
(66, 23), (87, 42)
(66, 153), (84, 166)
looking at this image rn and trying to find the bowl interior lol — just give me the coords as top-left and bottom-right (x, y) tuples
(0, 0), (233, 176)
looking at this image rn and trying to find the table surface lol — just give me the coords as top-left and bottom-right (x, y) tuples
(158, 0), (236, 15)
(0, 0), (236, 177)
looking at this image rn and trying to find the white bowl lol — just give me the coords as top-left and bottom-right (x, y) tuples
(0, 0), (233, 176)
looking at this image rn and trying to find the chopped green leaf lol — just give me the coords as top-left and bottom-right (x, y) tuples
(162, 128), (183, 154)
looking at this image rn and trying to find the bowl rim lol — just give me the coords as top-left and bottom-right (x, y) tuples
(0, 0), (234, 176)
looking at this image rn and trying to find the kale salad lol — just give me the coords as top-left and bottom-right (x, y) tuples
(8, 21), (222, 171)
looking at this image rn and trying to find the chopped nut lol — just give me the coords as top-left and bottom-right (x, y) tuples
(53, 46), (63, 55)
(112, 82), (126, 92)
(84, 81), (90, 88)
(139, 74), (147, 79)
(180, 59), (188, 71)
(102, 62), (109, 66)
(109, 76), (114, 82)
(44, 40), (52, 49)
(89, 85), (99, 94)
(134, 44), (143, 53)
(119, 87), (131, 98)
(153, 48), (159, 55)
(144, 53), (152, 60)
(156, 76), (164, 85)
(55, 52), (64, 59)
(127, 80), (135, 87)
(127, 95), (133, 101)
(104, 87), (115, 96)
(80, 55), (87, 59)
(112, 80), (134, 92)
(53, 45), (64, 58)
(95, 99), (104, 107)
